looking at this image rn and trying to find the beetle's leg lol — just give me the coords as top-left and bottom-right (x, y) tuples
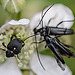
(22, 43), (25, 47)
(47, 17), (56, 26)
(64, 28), (67, 35)
(56, 37), (75, 49)
(53, 38), (75, 57)
(45, 44), (47, 48)
(54, 35), (63, 38)
(17, 55), (20, 60)
(56, 20), (74, 27)
(54, 39), (71, 55)
(47, 43), (65, 64)
(62, 44), (75, 49)
(11, 35), (17, 40)
(14, 54), (20, 60)
(47, 18), (53, 26)
(2, 42), (7, 48)
(0, 48), (6, 51)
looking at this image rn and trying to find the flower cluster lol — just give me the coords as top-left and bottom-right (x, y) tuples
(0, 19), (34, 69)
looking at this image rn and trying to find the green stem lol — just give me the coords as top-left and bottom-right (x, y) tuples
(11, 11), (22, 20)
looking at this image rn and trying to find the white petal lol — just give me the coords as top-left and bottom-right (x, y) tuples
(8, 18), (30, 25)
(30, 4), (74, 29)
(29, 52), (72, 75)
(0, 18), (30, 33)
(0, 57), (22, 75)
(30, 12), (41, 29)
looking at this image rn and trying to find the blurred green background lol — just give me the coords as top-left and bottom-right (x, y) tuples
(0, 0), (75, 75)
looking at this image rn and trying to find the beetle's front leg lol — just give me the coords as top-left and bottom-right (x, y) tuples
(10, 35), (17, 40)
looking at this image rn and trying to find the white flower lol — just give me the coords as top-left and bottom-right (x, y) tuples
(30, 4), (74, 29)
(0, 18), (34, 75)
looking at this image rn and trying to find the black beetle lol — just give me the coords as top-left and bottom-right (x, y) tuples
(0, 35), (25, 59)
(29, 4), (75, 70)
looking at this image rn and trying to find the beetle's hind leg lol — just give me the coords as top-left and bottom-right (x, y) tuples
(54, 37), (75, 57)
(56, 37), (75, 50)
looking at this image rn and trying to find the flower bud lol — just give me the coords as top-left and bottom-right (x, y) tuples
(0, 0), (25, 13)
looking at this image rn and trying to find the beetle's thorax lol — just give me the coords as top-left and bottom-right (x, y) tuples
(34, 27), (47, 36)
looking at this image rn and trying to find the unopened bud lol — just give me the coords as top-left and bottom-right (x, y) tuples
(0, 0), (25, 13)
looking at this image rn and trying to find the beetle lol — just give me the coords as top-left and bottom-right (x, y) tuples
(30, 4), (75, 70)
(33, 26), (75, 70)
(0, 35), (25, 59)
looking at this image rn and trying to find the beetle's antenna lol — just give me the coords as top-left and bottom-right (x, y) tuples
(41, 6), (48, 28)
(35, 4), (54, 29)
(41, 9), (44, 29)
(35, 35), (45, 70)
(24, 34), (39, 41)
